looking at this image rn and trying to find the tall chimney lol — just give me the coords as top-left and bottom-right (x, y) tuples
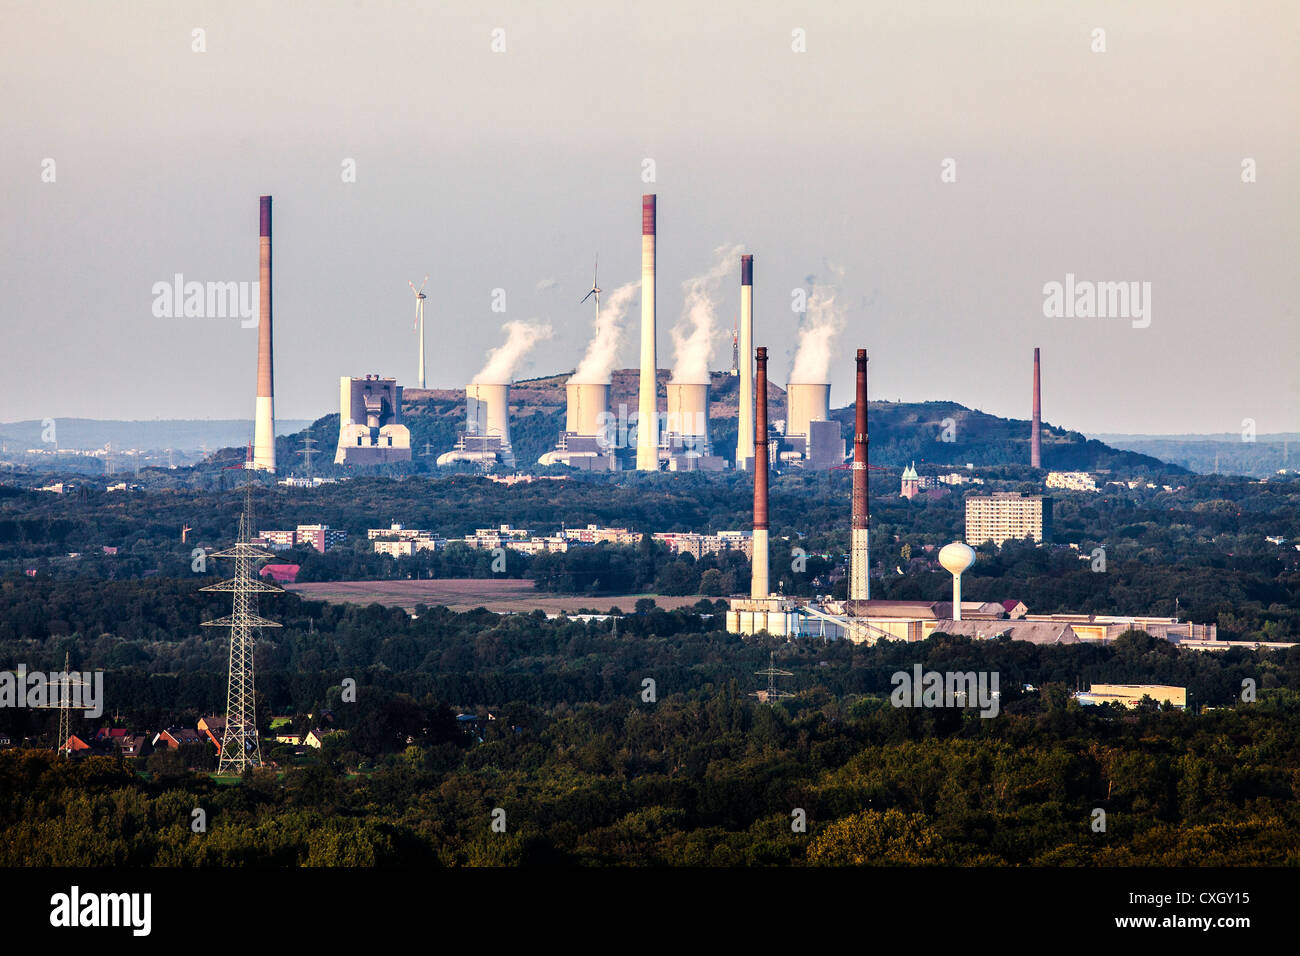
(252, 195), (276, 472)
(736, 255), (754, 469)
(849, 349), (869, 601)
(1030, 347), (1042, 468)
(636, 194), (659, 471)
(750, 346), (769, 599)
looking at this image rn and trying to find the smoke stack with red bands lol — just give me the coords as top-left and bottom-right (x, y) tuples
(750, 346), (769, 599)
(252, 195), (276, 472)
(849, 349), (869, 600)
(1031, 347), (1041, 468)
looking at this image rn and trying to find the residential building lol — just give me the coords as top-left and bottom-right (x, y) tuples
(1045, 471), (1098, 492)
(653, 530), (753, 559)
(965, 492), (1051, 546)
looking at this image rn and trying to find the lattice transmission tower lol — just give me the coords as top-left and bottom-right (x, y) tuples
(201, 480), (281, 774)
(37, 651), (93, 756)
(751, 650), (795, 705)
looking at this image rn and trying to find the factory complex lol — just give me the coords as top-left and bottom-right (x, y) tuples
(231, 191), (1275, 655)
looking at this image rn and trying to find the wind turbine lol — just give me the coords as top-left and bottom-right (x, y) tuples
(409, 275), (429, 389)
(579, 256), (600, 319)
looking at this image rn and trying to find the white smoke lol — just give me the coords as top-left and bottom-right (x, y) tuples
(671, 244), (743, 384)
(789, 289), (845, 384)
(472, 320), (554, 384)
(571, 280), (639, 384)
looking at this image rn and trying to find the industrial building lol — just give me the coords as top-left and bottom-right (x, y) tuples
(965, 492), (1051, 546)
(439, 383), (516, 469)
(778, 383), (845, 470)
(1076, 684), (1187, 709)
(334, 375), (411, 465)
(539, 382), (622, 470)
(660, 381), (726, 471)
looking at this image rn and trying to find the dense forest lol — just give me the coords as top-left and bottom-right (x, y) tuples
(1, 611), (1297, 866)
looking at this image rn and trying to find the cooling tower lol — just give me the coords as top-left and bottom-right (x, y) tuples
(849, 349), (869, 601)
(736, 255), (754, 468)
(1031, 347), (1042, 468)
(666, 382), (710, 450)
(466, 383), (511, 448)
(252, 195), (276, 472)
(565, 382), (609, 436)
(786, 382), (830, 438)
(751, 347), (770, 599)
(636, 194), (658, 471)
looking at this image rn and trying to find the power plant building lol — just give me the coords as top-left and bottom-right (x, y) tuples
(779, 382), (844, 470)
(439, 383), (516, 469)
(539, 382), (622, 471)
(335, 376), (411, 465)
(661, 382), (725, 471)
(965, 492), (1051, 547)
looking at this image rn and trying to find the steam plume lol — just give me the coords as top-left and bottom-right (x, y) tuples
(473, 320), (554, 384)
(789, 290), (845, 384)
(571, 281), (639, 384)
(671, 244), (742, 383)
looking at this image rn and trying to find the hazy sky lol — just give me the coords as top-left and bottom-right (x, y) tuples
(3, 0), (1296, 434)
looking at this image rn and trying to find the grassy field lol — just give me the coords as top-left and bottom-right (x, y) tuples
(284, 578), (705, 614)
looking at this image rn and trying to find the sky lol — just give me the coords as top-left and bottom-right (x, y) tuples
(2, 0), (1296, 435)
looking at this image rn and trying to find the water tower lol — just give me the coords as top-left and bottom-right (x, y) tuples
(938, 542), (976, 621)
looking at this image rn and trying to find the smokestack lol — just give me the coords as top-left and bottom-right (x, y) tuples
(736, 255), (754, 469)
(636, 194), (658, 471)
(252, 196), (276, 472)
(751, 346), (769, 599)
(849, 349), (869, 600)
(1031, 347), (1042, 468)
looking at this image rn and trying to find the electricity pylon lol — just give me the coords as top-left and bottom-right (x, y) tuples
(36, 652), (93, 756)
(201, 479), (281, 774)
(752, 650), (794, 705)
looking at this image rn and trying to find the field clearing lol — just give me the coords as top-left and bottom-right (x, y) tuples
(285, 578), (705, 614)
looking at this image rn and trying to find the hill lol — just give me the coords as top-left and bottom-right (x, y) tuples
(262, 370), (1180, 477)
(1093, 433), (1299, 478)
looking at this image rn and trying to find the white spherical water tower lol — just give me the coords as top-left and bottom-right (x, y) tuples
(938, 543), (977, 621)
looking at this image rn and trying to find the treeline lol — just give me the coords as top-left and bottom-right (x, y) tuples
(3, 657), (1298, 866)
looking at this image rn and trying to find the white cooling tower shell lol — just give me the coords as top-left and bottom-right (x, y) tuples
(666, 383), (710, 445)
(466, 383), (511, 447)
(565, 382), (609, 436)
(786, 383), (831, 438)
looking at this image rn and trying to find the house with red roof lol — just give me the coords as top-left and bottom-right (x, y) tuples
(260, 564), (300, 584)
